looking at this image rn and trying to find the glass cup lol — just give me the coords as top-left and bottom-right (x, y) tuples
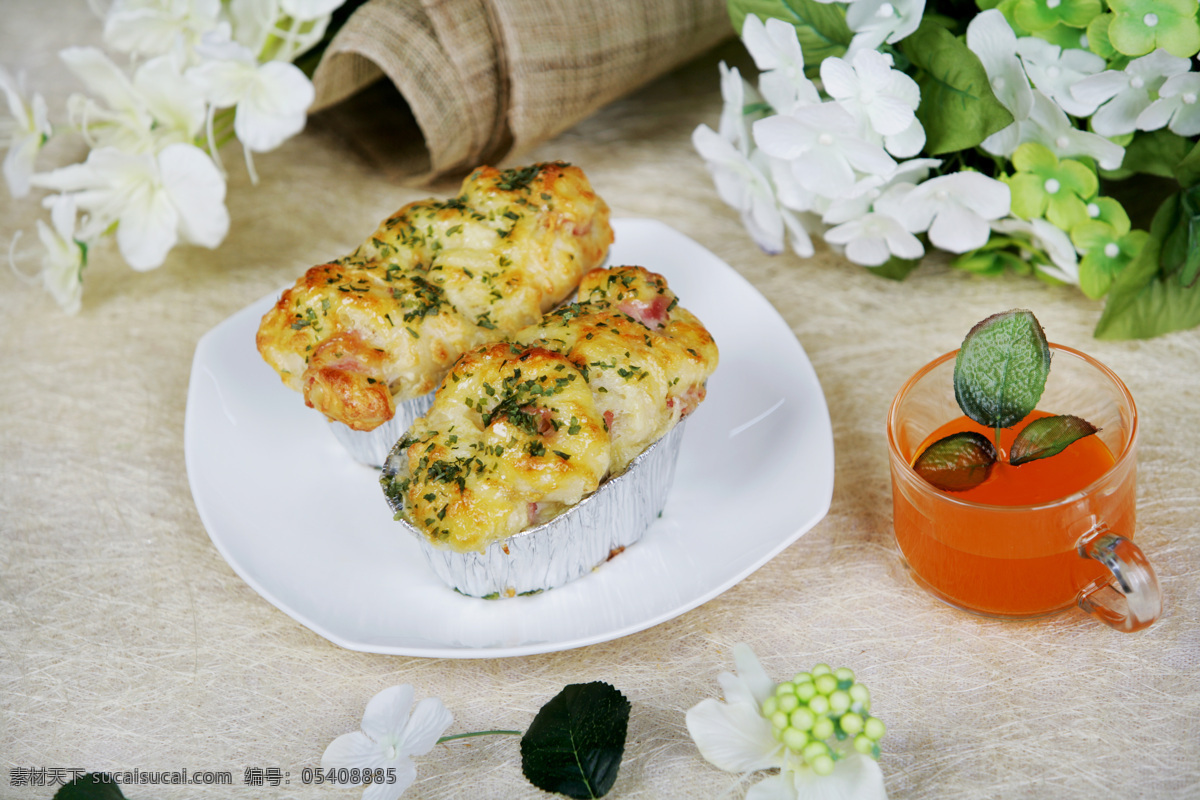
(887, 344), (1161, 632)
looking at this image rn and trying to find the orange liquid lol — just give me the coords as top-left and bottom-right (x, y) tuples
(893, 411), (1135, 617)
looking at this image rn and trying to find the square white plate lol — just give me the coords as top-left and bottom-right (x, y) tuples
(184, 218), (833, 657)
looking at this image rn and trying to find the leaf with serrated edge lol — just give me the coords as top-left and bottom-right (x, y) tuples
(520, 682), (630, 799)
(913, 431), (997, 491)
(954, 309), (1051, 430)
(1009, 414), (1099, 466)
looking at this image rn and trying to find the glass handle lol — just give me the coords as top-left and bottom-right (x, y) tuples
(1077, 528), (1162, 632)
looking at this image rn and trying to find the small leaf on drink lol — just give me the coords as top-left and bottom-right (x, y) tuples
(913, 431), (997, 491)
(1009, 415), (1099, 466)
(954, 309), (1052, 431)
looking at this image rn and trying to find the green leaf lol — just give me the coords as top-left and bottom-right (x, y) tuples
(912, 431), (997, 491)
(1174, 139), (1200, 188)
(900, 20), (1014, 154)
(1093, 193), (1189, 339)
(866, 255), (922, 281)
(521, 682), (630, 799)
(728, 0), (852, 68)
(1104, 129), (1195, 180)
(953, 309), (1052, 430)
(1009, 414), (1099, 465)
(54, 774), (127, 800)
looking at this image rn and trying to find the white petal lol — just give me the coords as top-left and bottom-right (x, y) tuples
(884, 119), (926, 158)
(795, 149), (856, 193)
(732, 643), (777, 705)
(1069, 71), (1127, 112)
(362, 685), (415, 743)
(188, 58), (255, 108)
(744, 194), (785, 253)
(1127, 49), (1191, 82)
(747, 773), (799, 800)
(322, 731), (388, 773)
(866, 94), (915, 136)
(1136, 98), (1175, 132)
(946, 172), (1010, 219)
(819, 57), (857, 100)
(685, 699), (785, 773)
(886, 225), (926, 260)
(781, 208), (816, 257)
(116, 179), (179, 270)
(234, 61), (314, 151)
(754, 115), (813, 160)
(59, 47), (146, 120)
(3, 131), (41, 198)
(1167, 104), (1200, 137)
(791, 754), (889, 800)
(159, 143), (228, 248)
(928, 202), (989, 253)
(134, 56), (207, 139)
(844, 235), (892, 266)
(280, 0), (345, 21)
(966, 10), (1032, 119)
(399, 697), (453, 758)
(873, 182), (925, 231)
(1090, 89), (1149, 137)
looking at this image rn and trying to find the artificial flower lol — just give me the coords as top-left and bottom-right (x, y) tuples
(824, 212), (925, 266)
(1013, 36), (1106, 117)
(990, 215), (1080, 284)
(104, 0), (223, 59)
(322, 685), (453, 800)
(228, 0), (283, 54)
(1005, 142), (1097, 228)
(1069, 48), (1192, 136)
(819, 50), (921, 139)
(875, 172), (1011, 253)
(740, 15), (820, 114)
(754, 102), (896, 196)
(35, 195), (87, 314)
(718, 61), (762, 157)
(845, 0), (927, 57)
(59, 46), (155, 152)
(1135, 72), (1200, 136)
(693, 124), (812, 256)
(30, 143), (229, 270)
(967, 9), (1034, 156)
(1071, 221), (1149, 297)
(686, 645), (888, 800)
(187, 39), (315, 153)
(818, 157), (942, 225)
(281, 0), (346, 21)
(1006, 90), (1126, 169)
(1012, 0), (1101, 33)
(0, 67), (51, 198)
(1105, 0), (1200, 58)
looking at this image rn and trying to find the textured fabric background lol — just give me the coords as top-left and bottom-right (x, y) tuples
(2, 3), (1198, 799)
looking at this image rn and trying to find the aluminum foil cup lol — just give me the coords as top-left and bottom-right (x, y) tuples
(381, 420), (688, 598)
(326, 392), (437, 467)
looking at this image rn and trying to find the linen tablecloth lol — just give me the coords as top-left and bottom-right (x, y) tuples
(2, 2), (1197, 798)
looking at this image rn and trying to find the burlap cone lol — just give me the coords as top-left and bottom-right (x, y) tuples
(311, 0), (732, 182)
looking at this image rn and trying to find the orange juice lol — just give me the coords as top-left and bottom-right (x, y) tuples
(892, 410), (1135, 617)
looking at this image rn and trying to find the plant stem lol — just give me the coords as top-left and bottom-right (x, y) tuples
(437, 730), (522, 743)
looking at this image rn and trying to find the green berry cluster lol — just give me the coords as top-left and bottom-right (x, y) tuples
(759, 664), (886, 775)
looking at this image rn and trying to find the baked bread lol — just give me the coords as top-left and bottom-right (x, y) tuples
(383, 266), (718, 554)
(256, 162), (613, 432)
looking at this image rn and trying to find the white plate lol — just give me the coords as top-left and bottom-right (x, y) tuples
(184, 219), (834, 657)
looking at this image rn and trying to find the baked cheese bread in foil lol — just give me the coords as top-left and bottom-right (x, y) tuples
(256, 162), (613, 463)
(381, 266), (718, 596)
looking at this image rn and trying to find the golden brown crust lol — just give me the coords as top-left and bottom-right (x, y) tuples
(388, 266), (719, 553)
(256, 162), (612, 431)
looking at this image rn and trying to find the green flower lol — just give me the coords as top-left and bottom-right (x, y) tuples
(1086, 13), (1118, 57)
(1107, 0), (1200, 58)
(1070, 221), (1150, 297)
(1082, 196), (1131, 232)
(1034, 22), (1091, 49)
(1005, 143), (1098, 229)
(1014, 0), (1102, 33)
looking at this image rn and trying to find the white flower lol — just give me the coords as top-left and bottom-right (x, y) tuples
(986, 89), (1125, 169)
(741, 15), (820, 114)
(825, 212), (924, 266)
(991, 216), (1079, 285)
(188, 39), (314, 152)
(1136, 71), (1200, 137)
(1013, 37), (1106, 118)
(876, 172), (1011, 253)
(281, 0), (346, 21)
(60, 46), (154, 152)
(228, 0), (282, 54)
(754, 102), (896, 197)
(686, 645), (888, 800)
(718, 61), (763, 156)
(820, 157), (941, 225)
(322, 685), (453, 800)
(966, 9), (1034, 159)
(1070, 49), (1192, 137)
(30, 143), (229, 270)
(104, 0), (223, 59)
(845, 0), (927, 57)
(820, 50), (921, 139)
(694, 124), (813, 257)
(0, 67), (51, 198)
(36, 196), (87, 314)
